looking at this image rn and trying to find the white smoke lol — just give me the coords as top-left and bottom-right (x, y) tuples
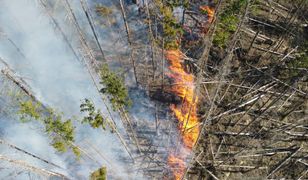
(0, 0), (142, 179)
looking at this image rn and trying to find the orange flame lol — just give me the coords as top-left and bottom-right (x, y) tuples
(165, 50), (199, 149)
(200, 6), (215, 23)
(165, 4), (214, 180)
(168, 155), (186, 180)
(165, 49), (199, 179)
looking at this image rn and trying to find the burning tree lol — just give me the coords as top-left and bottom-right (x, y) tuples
(0, 0), (307, 179)
(127, 0), (307, 179)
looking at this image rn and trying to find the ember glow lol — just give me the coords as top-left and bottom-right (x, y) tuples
(168, 155), (186, 180)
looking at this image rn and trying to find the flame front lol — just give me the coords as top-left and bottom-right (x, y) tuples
(165, 5), (215, 180)
(168, 155), (186, 180)
(165, 49), (199, 179)
(165, 50), (200, 149)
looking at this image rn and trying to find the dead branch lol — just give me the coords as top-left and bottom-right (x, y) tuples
(0, 155), (69, 179)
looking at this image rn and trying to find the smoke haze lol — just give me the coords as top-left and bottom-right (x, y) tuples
(0, 0), (140, 179)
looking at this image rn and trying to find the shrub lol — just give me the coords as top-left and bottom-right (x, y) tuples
(213, 0), (248, 47)
(90, 167), (107, 180)
(80, 98), (107, 130)
(18, 100), (41, 122)
(154, 0), (184, 50)
(18, 100), (80, 158)
(99, 65), (131, 110)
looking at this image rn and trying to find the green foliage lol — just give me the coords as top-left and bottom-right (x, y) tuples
(221, 15), (239, 32)
(90, 167), (107, 180)
(213, 0), (248, 47)
(51, 141), (66, 153)
(44, 111), (80, 157)
(298, 54), (308, 68)
(72, 146), (81, 159)
(221, 0), (247, 17)
(292, 52), (308, 69)
(165, 0), (189, 7)
(45, 117), (74, 144)
(18, 100), (80, 158)
(250, 0), (262, 16)
(286, 41), (308, 78)
(155, 0), (183, 50)
(295, 30), (308, 69)
(213, 29), (230, 48)
(18, 100), (41, 122)
(99, 65), (131, 110)
(80, 98), (107, 130)
(285, 25), (308, 77)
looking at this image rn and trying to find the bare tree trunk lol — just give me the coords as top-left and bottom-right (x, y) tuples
(1, 57), (135, 163)
(267, 147), (301, 178)
(38, 0), (81, 63)
(0, 139), (64, 170)
(145, 0), (156, 81)
(0, 33), (27, 60)
(0, 155), (69, 179)
(118, 0), (139, 86)
(80, 0), (107, 61)
(63, 0), (99, 67)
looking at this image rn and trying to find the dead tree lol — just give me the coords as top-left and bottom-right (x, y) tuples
(118, 0), (139, 86)
(0, 57), (135, 164)
(0, 139), (64, 170)
(79, 0), (107, 61)
(0, 155), (69, 179)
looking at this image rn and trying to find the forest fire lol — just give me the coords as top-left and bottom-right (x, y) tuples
(200, 5), (215, 23)
(165, 49), (200, 179)
(165, 50), (200, 149)
(165, 5), (215, 180)
(168, 154), (186, 180)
